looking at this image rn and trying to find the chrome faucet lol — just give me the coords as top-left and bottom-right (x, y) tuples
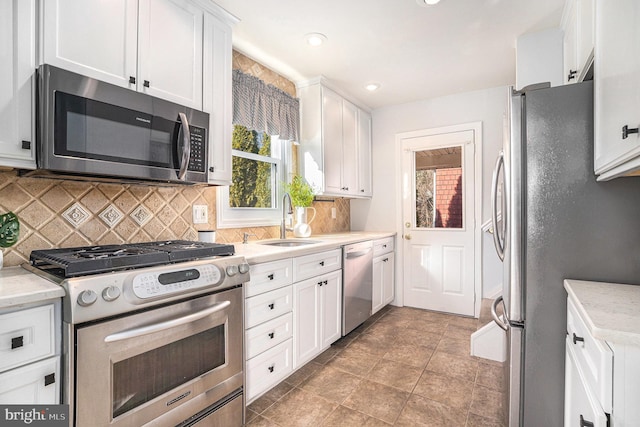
(281, 193), (293, 239)
(242, 232), (256, 244)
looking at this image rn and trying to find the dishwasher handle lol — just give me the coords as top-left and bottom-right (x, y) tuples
(345, 248), (372, 259)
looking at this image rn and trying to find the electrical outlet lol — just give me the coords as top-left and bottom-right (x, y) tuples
(331, 207), (337, 219)
(192, 205), (208, 224)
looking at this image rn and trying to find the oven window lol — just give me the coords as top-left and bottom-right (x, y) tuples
(112, 326), (226, 418)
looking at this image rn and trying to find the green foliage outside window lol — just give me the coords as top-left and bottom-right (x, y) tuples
(230, 125), (273, 208)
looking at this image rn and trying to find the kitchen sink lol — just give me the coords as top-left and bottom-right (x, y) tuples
(257, 239), (322, 247)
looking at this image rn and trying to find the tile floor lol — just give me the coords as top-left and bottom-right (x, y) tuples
(246, 305), (506, 426)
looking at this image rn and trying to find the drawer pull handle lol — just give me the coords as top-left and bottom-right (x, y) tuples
(129, 76), (136, 84)
(268, 332), (275, 339)
(143, 80), (150, 88)
(44, 373), (55, 386)
(580, 415), (594, 427)
(268, 303), (275, 310)
(268, 365), (275, 373)
(622, 125), (639, 139)
(319, 261), (325, 266)
(267, 274), (274, 280)
(572, 333), (584, 345)
(11, 336), (24, 350)
(383, 258), (389, 262)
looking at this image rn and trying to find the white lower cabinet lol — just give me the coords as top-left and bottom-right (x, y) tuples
(0, 300), (60, 405)
(372, 237), (395, 315)
(244, 260), (294, 403)
(565, 293), (640, 425)
(293, 269), (342, 369)
(0, 356), (60, 404)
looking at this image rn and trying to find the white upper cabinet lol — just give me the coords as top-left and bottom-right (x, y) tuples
(593, 0), (640, 179)
(0, 0), (37, 169)
(561, 0), (594, 84)
(137, 0), (203, 108)
(298, 78), (373, 198)
(203, 10), (234, 185)
(42, 0), (204, 109)
(357, 110), (373, 196)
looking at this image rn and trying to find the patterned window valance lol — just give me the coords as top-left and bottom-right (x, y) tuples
(232, 69), (300, 141)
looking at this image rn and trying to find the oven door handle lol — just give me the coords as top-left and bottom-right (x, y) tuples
(104, 300), (230, 343)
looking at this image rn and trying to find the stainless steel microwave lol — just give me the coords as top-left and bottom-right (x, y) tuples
(36, 64), (209, 185)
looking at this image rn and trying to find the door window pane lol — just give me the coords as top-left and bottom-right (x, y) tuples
(415, 146), (463, 229)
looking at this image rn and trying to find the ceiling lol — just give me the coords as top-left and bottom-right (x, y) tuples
(214, 0), (566, 110)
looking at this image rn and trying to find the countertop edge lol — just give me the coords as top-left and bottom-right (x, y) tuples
(564, 279), (640, 347)
(0, 266), (65, 310)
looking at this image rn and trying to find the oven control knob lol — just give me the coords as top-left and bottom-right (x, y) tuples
(102, 286), (121, 302)
(226, 265), (238, 276)
(77, 290), (98, 307)
(238, 263), (250, 274)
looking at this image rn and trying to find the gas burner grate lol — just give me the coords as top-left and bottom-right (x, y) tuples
(29, 240), (235, 278)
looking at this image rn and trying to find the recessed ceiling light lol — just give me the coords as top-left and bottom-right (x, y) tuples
(305, 33), (327, 47)
(416, 0), (441, 6)
(365, 83), (381, 92)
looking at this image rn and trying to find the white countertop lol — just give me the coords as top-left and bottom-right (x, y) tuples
(234, 232), (396, 264)
(564, 279), (640, 346)
(0, 232), (395, 309)
(0, 266), (64, 310)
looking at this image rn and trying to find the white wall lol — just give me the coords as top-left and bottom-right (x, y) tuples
(350, 86), (506, 299)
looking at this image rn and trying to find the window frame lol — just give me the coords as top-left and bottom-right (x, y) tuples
(216, 134), (291, 228)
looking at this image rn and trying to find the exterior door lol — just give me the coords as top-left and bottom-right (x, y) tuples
(401, 129), (476, 316)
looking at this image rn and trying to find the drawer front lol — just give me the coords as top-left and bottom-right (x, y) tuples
(245, 286), (293, 329)
(245, 313), (293, 359)
(245, 259), (293, 298)
(373, 237), (394, 257)
(566, 298), (613, 412)
(565, 338), (608, 427)
(246, 339), (293, 402)
(0, 304), (56, 373)
(0, 356), (60, 404)
(293, 249), (342, 282)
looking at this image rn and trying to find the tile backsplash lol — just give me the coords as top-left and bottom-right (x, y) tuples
(0, 170), (350, 267)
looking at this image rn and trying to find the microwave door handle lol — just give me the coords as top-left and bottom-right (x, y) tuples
(491, 151), (505, 261)
(104, 300), (230, 343)
(177, 112), (191, 180)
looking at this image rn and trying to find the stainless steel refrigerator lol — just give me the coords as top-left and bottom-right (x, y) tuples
(490, 81), (640, 426)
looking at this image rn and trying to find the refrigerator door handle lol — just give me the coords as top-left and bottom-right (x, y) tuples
(491, 296), (508, 331)
(491, 152), (506, 261)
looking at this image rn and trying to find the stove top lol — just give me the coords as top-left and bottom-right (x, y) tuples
(30, 240), (235, 278)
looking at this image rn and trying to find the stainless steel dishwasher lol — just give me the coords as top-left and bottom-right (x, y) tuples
(342, 240), (373, 335)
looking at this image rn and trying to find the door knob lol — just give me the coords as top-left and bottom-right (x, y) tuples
(404, 234), (411, 240)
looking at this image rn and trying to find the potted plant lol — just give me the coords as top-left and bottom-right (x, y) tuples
(0, 212), (20, 269)
(283, 176), (316, 237)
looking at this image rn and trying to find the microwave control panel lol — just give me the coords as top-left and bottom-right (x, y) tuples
(188, 126), (206, 172)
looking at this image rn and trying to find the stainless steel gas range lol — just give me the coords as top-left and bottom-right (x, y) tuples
(25, 240), (249, 427)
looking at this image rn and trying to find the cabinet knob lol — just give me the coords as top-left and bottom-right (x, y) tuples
(360, 189), (365, 192)
(318, 281), (323, 286)
(267, 364), (275, 373)
(129, 76), (136, 84)
(268, 303), (275, 310)
(11, 336), (24, 349)
(319, 261), (325, 266)
(209, 166), (215, 173)
(572, 332), (584, 345)
(579, 415), (594, 427)
(44, 373), (55, 386)
(622, 125), (639, 139)
(383, 258), (389, 262)
(567, 70), (577, 81)
(268, 332), (275, 339)
(267, 274), (274, 280)
(143, 80), (150, 88)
